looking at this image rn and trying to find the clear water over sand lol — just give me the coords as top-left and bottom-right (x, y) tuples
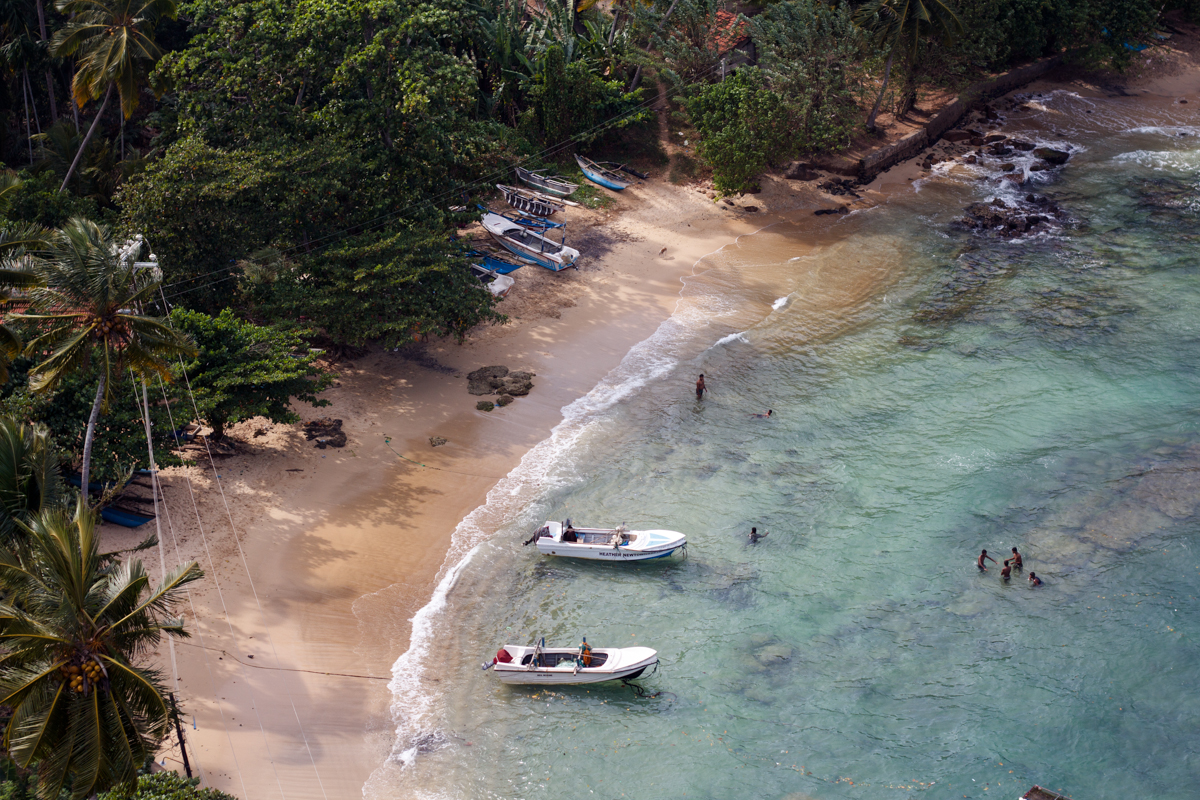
(373, 92), (1200, 800)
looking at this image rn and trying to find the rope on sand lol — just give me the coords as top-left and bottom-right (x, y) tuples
(173, 640), (389, 681)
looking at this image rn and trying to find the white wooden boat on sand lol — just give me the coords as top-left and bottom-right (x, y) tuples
(526, 520), (686, 561)
(481, 212), (579, 271)
(486, 639), (658, 685)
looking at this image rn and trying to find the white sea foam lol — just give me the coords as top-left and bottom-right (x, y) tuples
(367, 239), (751, 794)
(1114, 149), (1200, 172)
(772, 296), (789, 310)
(712, 331), (749, 348)
(1127, 125), (1200, 137)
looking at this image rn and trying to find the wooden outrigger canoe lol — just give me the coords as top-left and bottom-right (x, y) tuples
(514, 166), (579, 198)
(575, 154), (632, 191)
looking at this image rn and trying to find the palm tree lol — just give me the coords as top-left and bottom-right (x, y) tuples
(0, 500), (202, 799)
(854, 0), (962, 132)
(50, 0), (178, 193)
(0, 419), (67, 549)
(15, 217), (195, 498)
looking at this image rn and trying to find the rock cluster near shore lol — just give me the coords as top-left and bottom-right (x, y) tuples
(468, 365), (535, 411)
(958, 194), (1068, 236)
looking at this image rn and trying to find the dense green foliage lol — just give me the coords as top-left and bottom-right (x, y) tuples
(169, 308), (332, 440)
(99, 772), (237, 800)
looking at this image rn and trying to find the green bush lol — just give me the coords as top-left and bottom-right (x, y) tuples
(99, 772), (238, 800)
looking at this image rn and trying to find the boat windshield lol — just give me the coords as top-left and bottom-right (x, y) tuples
(502, 225), (563, 254)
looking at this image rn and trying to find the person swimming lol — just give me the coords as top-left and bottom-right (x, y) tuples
(1028, 572), (1042, 587)
(748, 526), (769, 544)
(751, 410), (773, 418)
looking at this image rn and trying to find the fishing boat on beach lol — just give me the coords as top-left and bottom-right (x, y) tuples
(469, 248), (525, 275)
(514, 166), (579, 198)
(525, 520), (687, 561)
(497, 184), (572, 217)
(575, 154), (632, 191)
(481, 212), (579, 271)
(484, 638), (659, 685)
(469, 263), (515, 297)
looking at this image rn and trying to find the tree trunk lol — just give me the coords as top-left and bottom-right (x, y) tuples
(22, 70), (33, 164)
(25, 71), (41, 135)
(80, 372), (106, 504)
(209, 416), (226, 442)
(628, 0), (681, 92)
(59, 83), (111, 194)
(866, 45), (896, 132)
(36, 0), (59, 121)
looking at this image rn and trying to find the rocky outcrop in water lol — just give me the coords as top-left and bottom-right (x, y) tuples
(957, 196), (1065, 236)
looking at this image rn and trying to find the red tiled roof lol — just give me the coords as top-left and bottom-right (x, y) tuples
(712, 10), (750, 55)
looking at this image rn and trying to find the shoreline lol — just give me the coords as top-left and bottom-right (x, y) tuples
(102, 31), (1200, 799)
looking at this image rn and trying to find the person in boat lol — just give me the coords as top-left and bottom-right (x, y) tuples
(696, 374), (706, 399)
(493, 647), (513, 665)
(562, 526), (578, 542)
(751, 410), (773, 418)
(1028, 571), (1042, 587)
(578, 638), (592, 668)
(1010, 546), (1023, 570)
(977, 549), (996, 571)
(1001, 560), (1012, 581)
(748, 527), (769, 544)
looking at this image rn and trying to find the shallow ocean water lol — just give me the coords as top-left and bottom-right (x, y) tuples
(369, 92), (1200, 800)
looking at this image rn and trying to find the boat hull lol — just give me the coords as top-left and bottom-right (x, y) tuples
(481, 213), (579, 271)
(575, 155), (631, 191)
(492, 645), (658, 685)
(514, 167), (579, 198)
(532, 522), (687, 561)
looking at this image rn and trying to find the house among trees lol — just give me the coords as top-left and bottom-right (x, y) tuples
(713, 9), (756, 74)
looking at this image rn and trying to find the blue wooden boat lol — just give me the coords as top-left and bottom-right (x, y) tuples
(100, 507), (154, 528)
(468, 250), (525, 275)
(575, 154), (631, 191)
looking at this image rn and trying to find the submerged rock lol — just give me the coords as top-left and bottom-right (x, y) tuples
(1033, 147), (1071, 165)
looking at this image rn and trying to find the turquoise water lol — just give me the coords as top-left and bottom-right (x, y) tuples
(371, 93), (1200, 800)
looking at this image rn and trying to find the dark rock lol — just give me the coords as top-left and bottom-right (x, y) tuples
(1030, 163), (1049, 172)
(991, 198), (1008, 208)
(1181, 99), (1189, 104)
(964, 155), (978, 165)
(429, 436), (448, 447)
(1033, 147), (1070, 165)
(304, 418), (347, 448)
(814, 207), (848, 216)
(784, 161), (820, 181)
(984, 133), (1008, 143)
(969, 137), (987, 146)
(743, 206), (760, 212)
(467, 365), (509, 395)
(1011, 140), (1036, 151)
(1001, 163), (1016, 172)
(476, 401), (495, 412)
(502, 371), (535, 396)
(496, 394), (514, 407)
(988, 144), (1013, 157)
(942, 129), (973, 143)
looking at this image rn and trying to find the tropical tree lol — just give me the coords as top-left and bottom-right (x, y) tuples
(0, 418), (67, 549)
(0, 417), (66, 546)
(0, 500), (202, 800)
(853, 0), (962, 131)
(14, 217), (195, 498)
(169, 307), (334, 441)
(100, 771), (238, 800)
(50, 0), (178, 193)
(0, 196), (50, 384)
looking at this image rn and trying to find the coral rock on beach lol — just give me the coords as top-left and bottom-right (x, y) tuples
(304, 418), (347, 448)
(467, 365), (536, 398)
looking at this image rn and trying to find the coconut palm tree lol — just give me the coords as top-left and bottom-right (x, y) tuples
(0, 500), (202, 799)
(50, 0), (178, 193)
(15, 217), (195, 499)
(0, 419), (67, 549)
(854, 0), (962, 131)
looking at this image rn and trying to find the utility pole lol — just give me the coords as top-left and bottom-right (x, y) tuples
(169, 693), (193, 778)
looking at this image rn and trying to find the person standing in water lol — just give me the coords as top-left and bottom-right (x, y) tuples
(1001, 560), (1012, 581)
(1010, 547), (1023, 570)
(696, 374), (707, 399)
(748, 527), (769, 544)
(977, 549), (996, 572)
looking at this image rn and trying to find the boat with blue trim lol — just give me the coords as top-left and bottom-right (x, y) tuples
(575, 154), (632, 191)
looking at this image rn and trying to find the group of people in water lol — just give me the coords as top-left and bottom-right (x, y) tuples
(978, 547), (1041, 586)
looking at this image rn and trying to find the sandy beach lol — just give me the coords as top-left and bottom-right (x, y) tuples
(98, 21), (1200, 798)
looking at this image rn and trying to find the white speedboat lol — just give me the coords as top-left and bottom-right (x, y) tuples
(486, 639), (658, 685)
(481, 212), (579, 271)
(526, 520), (686, 561)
